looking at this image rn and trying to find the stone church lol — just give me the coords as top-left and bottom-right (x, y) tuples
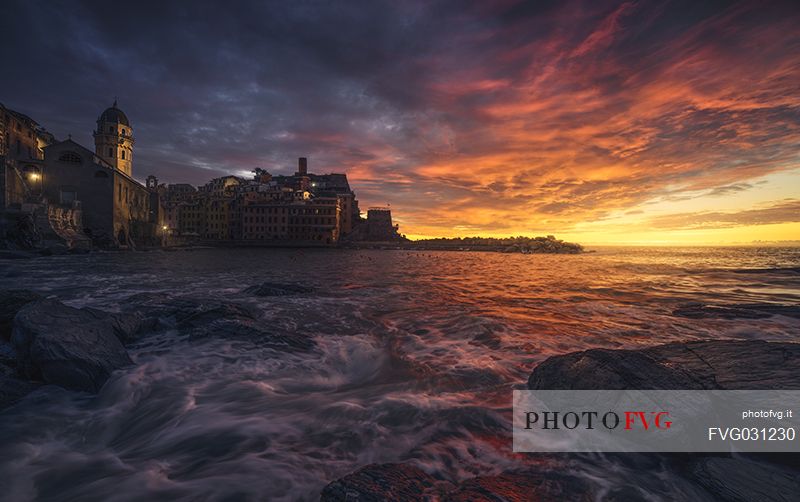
(41, 102), (158, 246)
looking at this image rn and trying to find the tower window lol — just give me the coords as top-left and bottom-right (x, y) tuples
(121, 151), (125, 160)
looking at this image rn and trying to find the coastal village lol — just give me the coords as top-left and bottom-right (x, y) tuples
(0, 101), (404, 251)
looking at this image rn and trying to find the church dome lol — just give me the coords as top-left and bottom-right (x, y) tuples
(98, 101), (130, 126)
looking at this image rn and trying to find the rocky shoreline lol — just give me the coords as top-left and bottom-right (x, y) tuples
(320, 340), (800, 501)
(2, 288), (797, 500)
(0, 283), (319, 411)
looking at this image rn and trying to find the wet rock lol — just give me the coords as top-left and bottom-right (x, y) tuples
(244, 282), (314, 296)
(528, 340), (800, 390)
(673, 303), (800, 320)
(11, 299), (133, 392)
(122, 293), (256, 331)
(189, 318), (316, 352)
(320, 463), (445, 501)
(0, 339), (17, 369)
(0, 289), (43, 340)
(690, 457), (800, 501)
(444, 470), (594, 501)
(81, 308), (149, 345)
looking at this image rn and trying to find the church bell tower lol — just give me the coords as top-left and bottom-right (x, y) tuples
(94, 100), (134, 176)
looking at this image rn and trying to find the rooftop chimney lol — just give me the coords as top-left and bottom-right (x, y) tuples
(298, 157), (308, 176)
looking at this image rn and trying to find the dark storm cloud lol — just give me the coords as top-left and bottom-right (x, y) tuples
(2, 0), (799, 238)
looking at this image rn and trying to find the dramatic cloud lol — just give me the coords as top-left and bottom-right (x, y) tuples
(1, 0), (799, 241)
(648, 199), (800, 230)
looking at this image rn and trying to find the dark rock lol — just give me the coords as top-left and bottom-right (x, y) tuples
(81, 307), (149, 345)
(122, 293), (256, 330)
(528, 340), (800, 390)
(673, 303), (800, 320)
(0, 289), (43, 340)
(320, 463), (445, 501)
(444, 470), (594, 502)
(0, 339), (17, 368)
(244, 282), (314, 297)
(11, 299), (133, 392)
(189, 319), (316, 352)
(690, 457), (800, 501)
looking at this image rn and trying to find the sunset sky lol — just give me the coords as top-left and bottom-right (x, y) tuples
(2, 0), (799, 244)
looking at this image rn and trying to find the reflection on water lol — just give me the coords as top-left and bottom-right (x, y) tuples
(1, 247), (798, 500)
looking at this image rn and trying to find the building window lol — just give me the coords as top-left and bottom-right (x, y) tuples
(118, 183), (122, 201)
(58, 151), (82, 163)
(121, 151), (125, 160)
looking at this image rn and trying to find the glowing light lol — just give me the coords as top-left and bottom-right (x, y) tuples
(28, 172), (40, 181)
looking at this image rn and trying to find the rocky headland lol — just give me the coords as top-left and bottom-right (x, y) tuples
(405, 235), (585, 254)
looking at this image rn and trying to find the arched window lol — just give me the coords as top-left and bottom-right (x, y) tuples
(94, 170), (109, 178)
(58, 151), (82, 163)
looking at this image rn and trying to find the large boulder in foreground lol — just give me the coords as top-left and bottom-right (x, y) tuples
(0, 289), (43, 340)
(11, 299), (133, 392)
(528, 340), (800, 390)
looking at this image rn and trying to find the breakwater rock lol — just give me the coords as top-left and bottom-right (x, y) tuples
(527, 340), (800, 391)
(12, 299), (134, 393)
